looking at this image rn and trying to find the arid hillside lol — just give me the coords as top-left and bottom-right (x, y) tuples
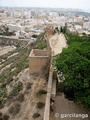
(0, 33), (48, 120)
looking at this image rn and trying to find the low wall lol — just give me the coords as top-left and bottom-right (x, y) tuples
(44, 66), (53, 120)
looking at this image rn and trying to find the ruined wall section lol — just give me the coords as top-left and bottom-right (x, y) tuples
(0, 36), (28, 47)
(29, 49), (51, 75)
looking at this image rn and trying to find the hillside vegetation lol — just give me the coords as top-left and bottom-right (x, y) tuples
(0, 32), (47, 109)
(55, 33), (90, 108)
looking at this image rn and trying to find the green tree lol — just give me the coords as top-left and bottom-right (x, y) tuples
(54, 33), (90, 108)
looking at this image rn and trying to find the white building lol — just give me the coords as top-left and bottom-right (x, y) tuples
(83, 22), (90, 31)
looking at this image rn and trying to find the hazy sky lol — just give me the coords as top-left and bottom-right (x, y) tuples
(0, 0), (90, 11)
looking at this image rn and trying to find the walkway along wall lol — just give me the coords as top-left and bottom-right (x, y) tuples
(43, 64), (53, 120)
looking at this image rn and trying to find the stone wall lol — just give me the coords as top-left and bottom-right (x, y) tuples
(44, 65), (53, 120)
(31, 49), (49, 56)
(0, 36), (28, 47)
(29, 49), (51, 75)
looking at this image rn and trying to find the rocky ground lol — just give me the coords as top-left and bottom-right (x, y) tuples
(0, 32), (48, 120)
(49, 33), (68, 56)
(0, 68), (47, 120)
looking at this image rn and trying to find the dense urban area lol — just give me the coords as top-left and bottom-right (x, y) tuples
(0, 7), (90, 39)
(0, 7), (90, 120)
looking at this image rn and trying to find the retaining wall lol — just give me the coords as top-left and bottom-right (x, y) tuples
(0, 36), (28, 47)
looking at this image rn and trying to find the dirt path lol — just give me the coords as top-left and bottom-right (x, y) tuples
(53, 93), (90, 120)
(12, 69), (47, 120)
(1, 68), (47, 120)
(49, 33), (67, 56)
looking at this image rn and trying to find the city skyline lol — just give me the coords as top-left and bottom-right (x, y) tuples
(0, 0), (90, 12)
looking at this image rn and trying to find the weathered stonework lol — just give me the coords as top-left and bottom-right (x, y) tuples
(29, 49), (51, 75)
(0, 36), (28, 47)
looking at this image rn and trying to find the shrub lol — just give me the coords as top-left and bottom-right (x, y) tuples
(37, 102), (45, 109)
(0, 112), (2, 120)
(55, 33), (90, 108)
(36, 43), (47, 50)
(32, 113), (40, 119)
(9, 82), (23, 98)
(8, 102), (21, 116)
(32, 34), (38, 38)
(0, 89), (7, 107)
(16, 93), (24, 102)
(36, 90), (47, 96)
(26, 82), (32, 90)
(3, 114), (9, 120)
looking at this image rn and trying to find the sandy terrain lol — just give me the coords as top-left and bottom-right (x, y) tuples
(0, 46), (16, 56)
(49, 33), (68, 56)
(1, 68), (47, 120)
(53, 94), (90, 120)
(7, 52), (18, 59)
(0, 63), (12, 74)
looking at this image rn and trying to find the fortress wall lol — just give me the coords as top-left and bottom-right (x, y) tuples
(33, 49), (49, 56)
(29, 56), (49, 74)
(0, 36), (28, 47)
(29, 49), (51, 75)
